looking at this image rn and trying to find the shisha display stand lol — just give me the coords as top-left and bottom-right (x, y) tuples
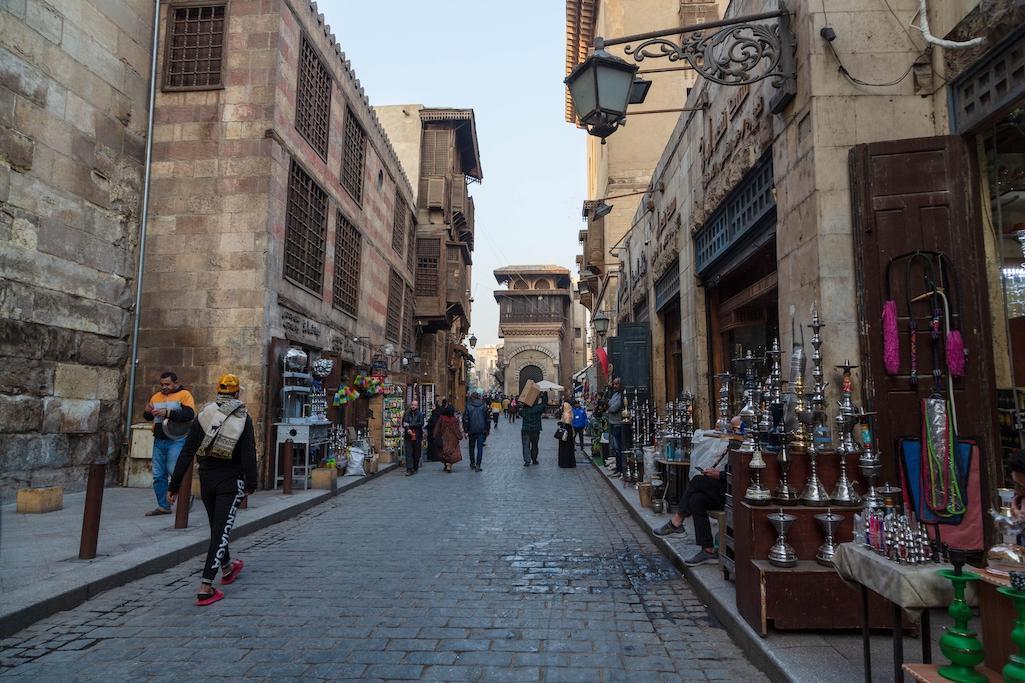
(997, 584), (1025, 683)
(936, 556), (985, 683)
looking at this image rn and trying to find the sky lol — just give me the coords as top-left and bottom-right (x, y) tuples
(325, 0), (586, 347)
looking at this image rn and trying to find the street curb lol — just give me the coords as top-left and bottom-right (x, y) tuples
(590, 460), (793, 683)
(0, 464), (398, 637)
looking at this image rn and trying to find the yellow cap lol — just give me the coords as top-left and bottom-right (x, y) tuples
(217, 373), (240, 394)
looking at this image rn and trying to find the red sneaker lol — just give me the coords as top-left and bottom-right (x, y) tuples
(220, 559), (244, 585)
(195, 588), (224, 606)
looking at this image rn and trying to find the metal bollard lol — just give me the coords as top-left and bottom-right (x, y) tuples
(174, 461), (193, 529)
(78, 462), (107, 560)
(282, 439), (294, 494)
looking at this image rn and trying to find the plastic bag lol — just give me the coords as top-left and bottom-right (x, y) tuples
(345, 447), (366, 476)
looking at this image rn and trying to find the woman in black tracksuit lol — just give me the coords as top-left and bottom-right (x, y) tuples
(168, 377), (258, 606)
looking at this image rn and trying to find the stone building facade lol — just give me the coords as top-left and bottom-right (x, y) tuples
(603, 0), (1025, 507)
(494, 266), (587, 396)
(566, 0), (706, 347)
(0, 0), (153, 495)
(136, 0), (416, 482)
(375, 105), (482, 412)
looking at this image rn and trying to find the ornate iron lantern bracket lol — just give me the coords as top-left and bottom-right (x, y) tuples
(600, 1), (796, 114)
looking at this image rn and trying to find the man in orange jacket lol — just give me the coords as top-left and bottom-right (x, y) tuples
(143, 371), (195, 516)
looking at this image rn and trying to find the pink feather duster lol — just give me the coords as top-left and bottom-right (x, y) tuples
(946, 330), (966, 377)
(883, 300), (900, 374)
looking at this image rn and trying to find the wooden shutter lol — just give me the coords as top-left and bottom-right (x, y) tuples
(613, 323), (652, 405)
(426, 177), (446, 209)
(420, 129), (453, 176)
(851, 135), (999, 502)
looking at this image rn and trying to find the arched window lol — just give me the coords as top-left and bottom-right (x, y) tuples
(534, 278), (550, 290)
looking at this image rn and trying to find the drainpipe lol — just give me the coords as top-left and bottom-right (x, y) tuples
(124, 0), (162, 446)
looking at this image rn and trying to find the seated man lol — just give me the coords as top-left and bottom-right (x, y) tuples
(653, 468), (725, 566)
(653, 418), (738, 566)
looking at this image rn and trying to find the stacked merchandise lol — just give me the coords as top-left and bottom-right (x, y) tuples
(382, 384), (405, 452)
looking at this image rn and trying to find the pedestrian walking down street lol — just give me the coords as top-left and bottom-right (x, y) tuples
(143, 371), (196, 516)
(557, 400), (576, 469)
(435, 404), (463, 473)
(508, 398), (518, 422)
(402, 400), (425, 476)
(425, 398), (445, 462)
(168, 373), (257, 606)
(519, 392), (548, 466)
(462, 392), (490, 472)
(606, 377), (626, 478)
(571, 400), (588, 454)
(490, 397), (502, 430)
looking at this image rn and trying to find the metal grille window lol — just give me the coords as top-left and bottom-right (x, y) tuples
(415, 238), (440, 296)
(284, 160), (328, 294)
(386, 270), (403, 342)
(392, 191), (406, 254)
(163, 4), (226, 90)
(402, 285), (414, 350)
(295, 37), (331, 159)
(341, 108), (366, 203)
(951, 27), (1025, 133)
(655, 259), (680, 312)
(694, 155), (775, 275)
(332, 211), (361, 316)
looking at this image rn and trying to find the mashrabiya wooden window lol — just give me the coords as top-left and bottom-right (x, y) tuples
(341, 108), (366, 203)
(295, 36), (331, 159)
(392, 190), (406, 254)
(406, 216), (416, 272)
(284, 160), (328, 294)
(415, 238), (440, 296)
(333, 211), (361, 316)
(402, 285), (414, 350)
(163, 4), (226, 90)
(386, 270), (403, 342)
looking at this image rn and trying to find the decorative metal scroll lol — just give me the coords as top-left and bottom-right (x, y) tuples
(624, 17), (793, 89)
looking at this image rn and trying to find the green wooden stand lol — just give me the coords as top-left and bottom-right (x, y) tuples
(998, 586), (1025, 683)
(938, 569), (986, 683)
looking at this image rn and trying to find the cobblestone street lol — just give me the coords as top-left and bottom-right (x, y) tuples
(0, 423), (764, 682)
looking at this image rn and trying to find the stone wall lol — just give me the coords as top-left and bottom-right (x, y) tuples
(0, 0), (152, 495)
(136, 0), (279, 436)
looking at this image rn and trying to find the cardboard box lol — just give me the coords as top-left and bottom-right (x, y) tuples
(16, 486), (63, 514)
(365, 455), (380, 474)
(311, 467), (338, 491)
(377, 449), (396, 464)
(519, 379), (540, 407)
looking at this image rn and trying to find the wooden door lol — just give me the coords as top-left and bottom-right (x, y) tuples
(850, 136), (999, 523)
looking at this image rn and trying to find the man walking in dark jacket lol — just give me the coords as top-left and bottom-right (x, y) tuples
(462, 392), (490, 472)
(402, 400), (425, 475)
(519, 392), (549, 466)
(169, 373), (257, 606)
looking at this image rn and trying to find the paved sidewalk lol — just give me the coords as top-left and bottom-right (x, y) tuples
(0, 466), (395, 636)
(592, 460), (953, 683)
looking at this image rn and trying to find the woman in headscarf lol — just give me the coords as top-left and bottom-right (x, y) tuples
(425, 398), (445, 461)
(435, 403), (464, 473)
(557, 400), (576, 468)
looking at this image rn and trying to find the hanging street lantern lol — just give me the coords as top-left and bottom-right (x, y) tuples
(564, 41), (639, 142)
(592, 310), (611, 338)
(468, 333), (478, 349)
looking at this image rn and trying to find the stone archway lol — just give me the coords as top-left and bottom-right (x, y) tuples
(518, 365), (543, 393)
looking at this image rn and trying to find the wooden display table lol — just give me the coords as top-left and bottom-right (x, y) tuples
(902, 663), (1001, 682)
(730, 447), (896, 635)
(978, 570), (1017, 673)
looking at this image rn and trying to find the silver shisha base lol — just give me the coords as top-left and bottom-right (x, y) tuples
(830, 467), (862, 507)
(768, 510), (798, 568)
(815, 511), (844, 566)
(773, 481), (801, 506)
(745, 478), (772, 505)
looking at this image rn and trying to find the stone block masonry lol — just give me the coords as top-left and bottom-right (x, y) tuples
(0, 0), (152, 496)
